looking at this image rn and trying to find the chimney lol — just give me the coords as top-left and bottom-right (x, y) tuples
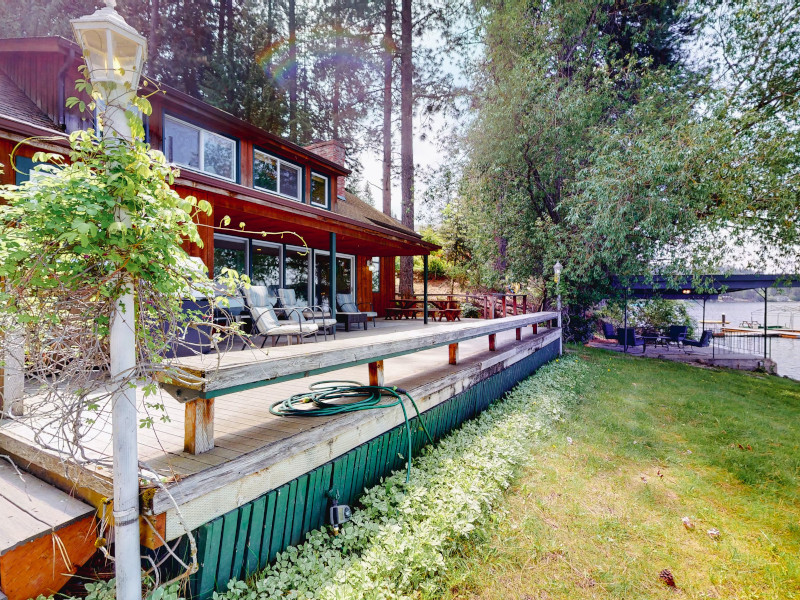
(304, 140), (346, 199)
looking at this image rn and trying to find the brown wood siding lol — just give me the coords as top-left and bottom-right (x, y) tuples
(0, 137), (44, 185)
(355, 256), (371, 309)
(373, 256), (396, 317)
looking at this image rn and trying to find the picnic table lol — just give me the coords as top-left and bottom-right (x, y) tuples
(385, 298), (462, 321)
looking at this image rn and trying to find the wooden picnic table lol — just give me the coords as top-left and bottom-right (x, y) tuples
(385, 298), (462, 321)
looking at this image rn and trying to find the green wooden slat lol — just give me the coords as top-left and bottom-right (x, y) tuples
(260, 491), (278, 568)
(352, 444), (368, 502)
(314, 462), (334, 530)
(269, 485), (289, 562)
(342, 450), (357, 505)
(195, 517), (223, 600)
(375, 430), (389, 480)
(383, 428), (397, 474)
(302, 468), (320, 534)
(231, 504), (252, 582)
(244, 496), (266, 577)
(290, 474), (309, 547)
(390, 427), (403, 472)
(215, 509), (240, 591)
(331, 454), (348, 503)
(363, 438), (379, 490)
(282, 479), (298, 549)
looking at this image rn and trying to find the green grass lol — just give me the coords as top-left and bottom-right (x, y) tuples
(440, 346), (800, 600)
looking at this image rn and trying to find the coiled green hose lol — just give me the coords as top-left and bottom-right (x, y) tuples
(269, 380), (434, 481)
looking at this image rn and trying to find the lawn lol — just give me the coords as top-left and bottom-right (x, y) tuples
(441, 346), (800, 600)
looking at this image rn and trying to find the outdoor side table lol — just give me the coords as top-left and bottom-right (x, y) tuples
(337, 312), (368, 331)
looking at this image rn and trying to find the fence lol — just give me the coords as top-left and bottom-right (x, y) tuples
(712, 332), (771, 359)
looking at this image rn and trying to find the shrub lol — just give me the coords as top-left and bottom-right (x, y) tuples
(216, 356), (586, 600)
(460, 301), (480, 318)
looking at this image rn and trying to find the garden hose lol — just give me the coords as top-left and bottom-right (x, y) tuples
(269, 380), (435, 482)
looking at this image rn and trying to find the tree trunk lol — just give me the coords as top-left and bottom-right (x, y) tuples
(149, 0), (160, 66)
(382, 0), (393, 217)
(288, 0), (298, 142)
(398, 0), (414, 296)
(329, 0), (341, 138)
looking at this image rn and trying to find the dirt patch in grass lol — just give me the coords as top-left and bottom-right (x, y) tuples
(439, 347), (800, 600)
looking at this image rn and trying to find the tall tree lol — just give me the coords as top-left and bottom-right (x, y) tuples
(382, 0), (394, 216)
(398, 0), (414, 295)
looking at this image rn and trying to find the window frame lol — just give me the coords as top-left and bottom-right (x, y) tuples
(309, 172), (330, 209)
(213, 233), (250, 278)
(163, 114), (238, 183)
(250, 240), (283, 288)
(253, 148), (304, 202)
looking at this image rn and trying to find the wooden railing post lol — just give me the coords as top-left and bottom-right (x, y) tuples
(368, 360), (385, 386)
(502, 295), (507, 318)
(185, 398), (215, 454)
(522, 295), (527, 314)
(448, 343), (459, 365)
(532, 322), (538, 334)
(513, 295), (518, 315)
(516, 327), (521, 340)
(488, 333), (496, 351)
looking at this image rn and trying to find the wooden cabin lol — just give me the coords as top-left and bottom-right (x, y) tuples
(0, 36), (437, 320)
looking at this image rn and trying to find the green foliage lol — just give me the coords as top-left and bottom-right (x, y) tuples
(596, 298), (697, 337)
(47, 576), (184, 600)
(461, 0), (800, 312)
(0, 79), (246, 428)
(460, 301), (480, 318)
(215, 356), (586, 599)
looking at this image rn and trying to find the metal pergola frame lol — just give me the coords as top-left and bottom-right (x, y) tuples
(611, 274), (800, 358)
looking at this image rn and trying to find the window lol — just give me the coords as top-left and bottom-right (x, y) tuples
(254, 150), (302, 201)
(285, 246), (310, 303)
(314, 251), (354, 306)
(251, 242), (281, 288)
(371, 257), (380, 293)
(164, 116), (236, 181)
(214, 235), (248, 277)
(310, 173), (329, 208)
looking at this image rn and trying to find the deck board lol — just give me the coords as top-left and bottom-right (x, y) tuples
(0, 462), (94, 553)
(0, 318), (559, 537)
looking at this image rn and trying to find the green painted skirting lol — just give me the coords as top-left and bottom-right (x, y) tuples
(165, 339), (558, 598)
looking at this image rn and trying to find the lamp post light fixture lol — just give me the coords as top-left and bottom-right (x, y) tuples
(71, 3), (146, 599)
(553, 261), (563, 355)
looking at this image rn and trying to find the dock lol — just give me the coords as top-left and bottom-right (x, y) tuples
(0, 313), (561, 598)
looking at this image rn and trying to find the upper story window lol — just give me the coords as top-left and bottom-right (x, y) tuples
(254, 149), (301, 201)
(164, 115), (237, 181)
(310, 172), (329, 208)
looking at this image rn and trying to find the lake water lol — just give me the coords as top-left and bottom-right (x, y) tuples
(685, 301), (800, 381)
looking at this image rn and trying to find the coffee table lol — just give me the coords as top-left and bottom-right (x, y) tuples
(337, 312), (368, 332)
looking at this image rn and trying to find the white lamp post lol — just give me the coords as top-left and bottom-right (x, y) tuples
(553, 261), (563, 355)
(72, 4), (146, 599)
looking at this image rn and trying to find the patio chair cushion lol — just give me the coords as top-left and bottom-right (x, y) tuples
(245, 285), (278, 309)
(250, 306), (281, 333)
(340, 301), (360, 313)
(277, 288), (300, 308)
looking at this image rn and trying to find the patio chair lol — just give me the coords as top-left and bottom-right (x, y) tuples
(601, 321), (617, 341)
(277, 288), (337, 340)
(667, 325), (688, 347)
(618, 327), (646, 353)
(337, 293), (378, 328)
(683, 330), (712, 350)
(243, 285), (318, 346)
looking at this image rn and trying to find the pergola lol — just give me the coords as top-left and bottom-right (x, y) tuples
(611, 274), (800, 356)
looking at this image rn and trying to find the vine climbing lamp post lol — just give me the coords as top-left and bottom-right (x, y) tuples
(553, 261), (563, 355)
(71, 4), (147, 599)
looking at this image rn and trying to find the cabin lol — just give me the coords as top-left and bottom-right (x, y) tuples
(0, 35), (561, 600)
(0, 35), (437, 319)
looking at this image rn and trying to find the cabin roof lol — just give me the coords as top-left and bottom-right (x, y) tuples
(337, 191), (416, 237)
(0, 67), (58, 131)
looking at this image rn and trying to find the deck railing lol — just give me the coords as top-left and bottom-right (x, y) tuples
(396, 293), (534, 319)
(712, 332), (772, 359)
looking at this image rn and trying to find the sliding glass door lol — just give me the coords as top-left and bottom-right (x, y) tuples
(251, 242), (281, 289)
(314, 251), (354, 308)
(285, 246), (311, 304)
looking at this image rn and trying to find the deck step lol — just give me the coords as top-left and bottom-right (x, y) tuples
(0, 463), (97, 600)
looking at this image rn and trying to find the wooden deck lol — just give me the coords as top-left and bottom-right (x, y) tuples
(0, 314), (559, 545)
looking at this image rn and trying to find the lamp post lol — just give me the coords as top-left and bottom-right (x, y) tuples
(553, 261), (562, 356)
(71, 4), (146, 599)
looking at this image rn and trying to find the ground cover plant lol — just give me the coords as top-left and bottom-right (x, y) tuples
(216, 356), (588, 600)
(441, 347), (800, 599)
